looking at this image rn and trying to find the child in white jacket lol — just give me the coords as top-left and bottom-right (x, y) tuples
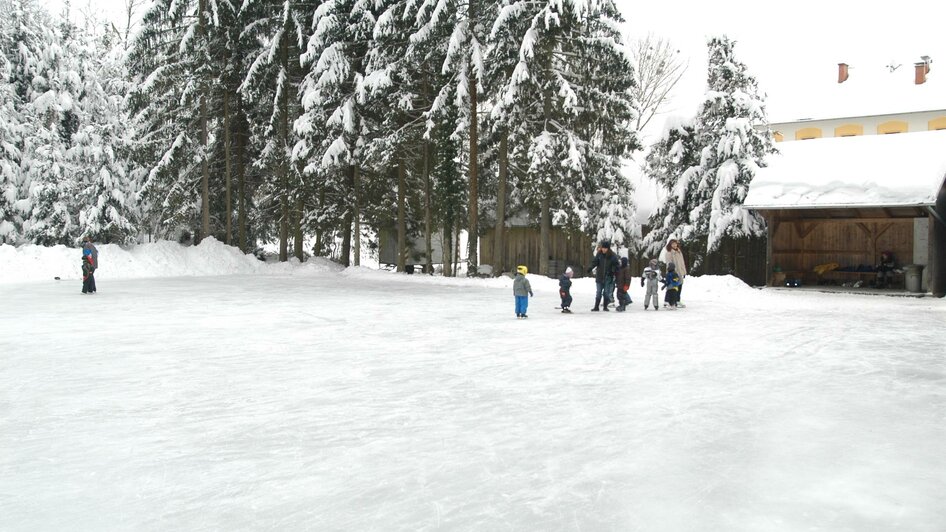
(641, 258), (660, 310)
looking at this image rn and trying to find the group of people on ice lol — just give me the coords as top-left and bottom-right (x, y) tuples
(512, 238), (688, 318)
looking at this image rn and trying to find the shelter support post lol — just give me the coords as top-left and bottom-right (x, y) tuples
(931, 197), (946, 297)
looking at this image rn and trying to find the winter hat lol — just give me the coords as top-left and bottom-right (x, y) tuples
(83, 249), (92, 256)
(599, 239), (611, 249)
(516, 265), (528, 275)
(667, 261), (676, 272)
(620, 256), (628, 267)
(649, 258), (658, 268)
(565, 266), (573, 278)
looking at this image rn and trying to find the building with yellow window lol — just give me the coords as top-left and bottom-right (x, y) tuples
(745, 58), (946, 296)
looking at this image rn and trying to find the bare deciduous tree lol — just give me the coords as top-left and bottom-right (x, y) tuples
(631, 34), (688, 133)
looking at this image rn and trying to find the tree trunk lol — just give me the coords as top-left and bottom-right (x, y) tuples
(397, 163), (407, 272)
(353, 165), (361, 267)
(540, 186), (551, 276)
(443, 223), (453, 277)
(314, 187), (326, 256)
(423, 141), (433, 274)
(223, 91), (232, 245)
(293, 195), (303, 261)
(340, 211), (353, 267)
(236, 106), (248, 252)
(465, 0), (479, 276)
(467, 40), (479, 277)
(277, 34), (290, 262)
(494, 134), (508, 276)
(198, 0), (210, 243)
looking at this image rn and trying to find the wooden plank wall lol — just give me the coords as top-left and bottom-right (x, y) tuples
(480, 228), (595, 277)
(692, 235), (768, 286)
(771, 219), (914, 273)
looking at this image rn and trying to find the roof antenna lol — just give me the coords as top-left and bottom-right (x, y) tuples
(887, 61), (901, 72)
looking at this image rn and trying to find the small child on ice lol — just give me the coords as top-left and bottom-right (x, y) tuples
(615, 257), (632, 311)
(81, 249), (96, 294)
(559, 266), (573, 313)
(513, 265), (534, 319)
(662, 261), (682, 309)
(641, 258), (660, 310)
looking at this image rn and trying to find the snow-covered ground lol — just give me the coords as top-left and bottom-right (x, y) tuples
(1, 241), (945, 531)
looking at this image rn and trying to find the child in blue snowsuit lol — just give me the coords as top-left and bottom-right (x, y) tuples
(662, 262), (682, 309)
(514, 265), (534, 318)
(559, 266), (573, 313)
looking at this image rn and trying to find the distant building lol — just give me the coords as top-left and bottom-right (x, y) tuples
(746, 57), (946, 296)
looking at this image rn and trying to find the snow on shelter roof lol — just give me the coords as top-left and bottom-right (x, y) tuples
(744, 129), (946, 210)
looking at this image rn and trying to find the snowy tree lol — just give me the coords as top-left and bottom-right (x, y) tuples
(240, 0), (309, 261)
(295, 0), (374, 266)
(697, 36), (776, 251)
(490, 0), (639, 274)
(641, 117), (701, 254)
(0, 7), (23, 242)
(71, 30), (138, 243)
(17, 11), (84, 245)
(644, 36), (775, 257)
(128, 0), (221, 242)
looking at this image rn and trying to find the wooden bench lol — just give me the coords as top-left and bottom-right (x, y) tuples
(817, 269), (904, 288)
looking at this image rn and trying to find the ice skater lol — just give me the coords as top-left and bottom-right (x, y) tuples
(662, 262), (682, 309)
(559, 266), (574, 313)
(641, 258), (660, 310)
(81, 249), (96, 294)
(588, 240), (619, 311)
(615, 257), (632, 311)
(514, 265), (534, 319)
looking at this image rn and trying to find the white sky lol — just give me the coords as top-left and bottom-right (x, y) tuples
(618, 0), (946, 134)
(48, 0), (946, 132)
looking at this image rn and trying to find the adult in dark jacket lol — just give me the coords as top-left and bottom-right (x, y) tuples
(587, 240), (619, 311)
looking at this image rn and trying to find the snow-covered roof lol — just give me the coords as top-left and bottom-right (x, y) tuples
(744, 129), (946, 210)
(766, 61), (946, 123)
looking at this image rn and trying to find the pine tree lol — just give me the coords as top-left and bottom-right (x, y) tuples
(295, 0), (373, 266)
(490, 0), (638, 273)
(642, 117), (702, 254)
(128, 0), (220, 242)
(20, 10), (83, 245)
(644, 36), (775, 257)
(0, 5), (23, 243)
(697, 36), (776, 252)
(241, 0), (309, 261)
(72, 28), (138, 243)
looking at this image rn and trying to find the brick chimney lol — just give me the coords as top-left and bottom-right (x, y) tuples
(915, 61), (931, 84)
(838, 63), (849, 83)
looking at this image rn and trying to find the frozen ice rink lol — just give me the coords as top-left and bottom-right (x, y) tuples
(2, 258), (945, 531)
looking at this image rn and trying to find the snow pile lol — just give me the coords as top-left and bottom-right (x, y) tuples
(0, 238), (340, 284)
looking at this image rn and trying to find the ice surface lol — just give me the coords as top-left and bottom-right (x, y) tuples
(1, 242), (945, 530)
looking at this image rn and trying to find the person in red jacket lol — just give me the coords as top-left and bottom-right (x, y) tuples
(81, 250), (96, 294)
(615, 256), (633, 311)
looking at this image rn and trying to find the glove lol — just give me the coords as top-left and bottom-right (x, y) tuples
(587, 267), (594, 275)
(640, 279), (644, 287)
(529, 292), (534, 297)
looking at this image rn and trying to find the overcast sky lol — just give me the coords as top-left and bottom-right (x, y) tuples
(48, 0), (946, 131)
(619, 0), (946, 130)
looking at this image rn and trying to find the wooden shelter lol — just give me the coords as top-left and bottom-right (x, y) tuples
(745, 130), (946, 296)
(480, 225), (594, 278)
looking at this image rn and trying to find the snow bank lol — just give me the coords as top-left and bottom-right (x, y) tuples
(1, 238), (760, 308)
(0, 238), (341, 284)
